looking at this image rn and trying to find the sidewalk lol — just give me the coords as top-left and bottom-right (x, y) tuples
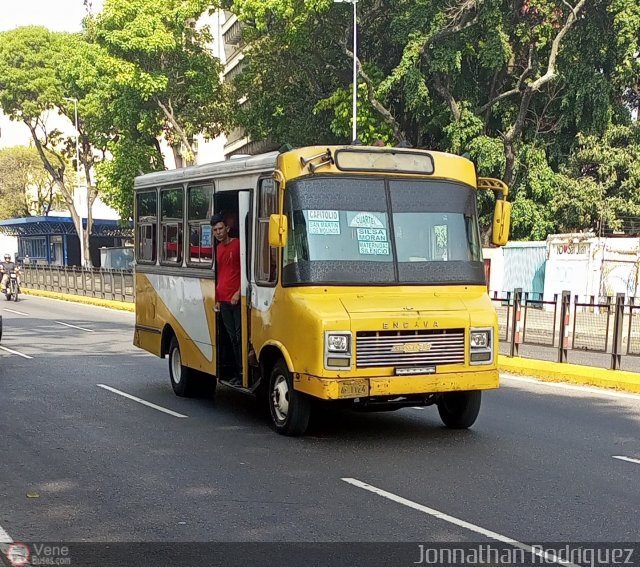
(18, 288), (640, 395)
(21, 287), (134, 312)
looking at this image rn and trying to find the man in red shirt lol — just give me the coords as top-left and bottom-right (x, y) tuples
(211, 213), (242, 385)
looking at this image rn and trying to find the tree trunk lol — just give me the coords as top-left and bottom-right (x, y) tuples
(27, 120), (89, 268)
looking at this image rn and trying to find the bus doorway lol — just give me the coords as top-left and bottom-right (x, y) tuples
(212, 190), (252, 388)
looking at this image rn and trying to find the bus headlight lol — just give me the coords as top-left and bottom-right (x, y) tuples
(324, 331), (352, 370)
(470, 330), (490, 348)
(470, 328), (493, 365)
(327, 334), (350, 353)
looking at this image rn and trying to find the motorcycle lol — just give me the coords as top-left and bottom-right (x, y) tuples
(4, 271), (19, 302)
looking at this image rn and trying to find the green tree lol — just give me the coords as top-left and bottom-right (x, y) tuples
(0, 26), (97, 265)
(53, 30), (164, 221)
(221, 0), (639, 239)
(93, 0), (229, 168)
(552, 123), (640, 236)
(0, 146), (64, 219)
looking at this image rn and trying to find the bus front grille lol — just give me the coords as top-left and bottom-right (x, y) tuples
(355, 329), (465, 368)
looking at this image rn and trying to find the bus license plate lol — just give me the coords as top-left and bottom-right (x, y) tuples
(339, 381), (368, 398)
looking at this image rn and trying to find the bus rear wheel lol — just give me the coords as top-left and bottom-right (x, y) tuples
(437, 390), (481, 429)
(168, 336), (197, 397)
(268, 360), (311, 436)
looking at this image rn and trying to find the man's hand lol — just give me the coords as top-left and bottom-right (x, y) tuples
(231, 290), (240, 305)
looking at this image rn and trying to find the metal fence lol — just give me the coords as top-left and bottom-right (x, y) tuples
(21, 265), (134, 303)
(17, 266), (640, 370)
(522, 292), (558, 347)
(492, 288), (639, 370)
(629, 299), (640, 356)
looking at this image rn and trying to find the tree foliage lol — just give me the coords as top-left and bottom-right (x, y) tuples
(1, 0), (638, 241)
(222, 0), (640, 239)
(94, 0), (229, 166)
(0, 146), (63, 219)
(0, 26), (96, 263)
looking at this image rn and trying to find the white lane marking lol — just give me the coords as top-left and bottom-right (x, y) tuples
(55, 321), (94, 332)
(613, 455), (640, 465)
(342, 478), (580, 567)
(0, 346), (33, 359)
(3, 308), (28, 316)
(97, 384), (188, 418)
(501, 374), (640, 401)
(0, 522), (13, 543)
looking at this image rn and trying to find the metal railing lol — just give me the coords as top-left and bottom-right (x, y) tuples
(492, 288), (639, 370)
(17, 267), (640, 370)
(21, 265), (134, 303)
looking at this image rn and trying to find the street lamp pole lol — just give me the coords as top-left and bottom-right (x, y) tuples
(63, 96), (85, 267)
(334, 0), (358, 143)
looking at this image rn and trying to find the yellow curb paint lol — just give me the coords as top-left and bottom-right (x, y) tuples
(499, 355), (640, 394)
(21, 288), (134, 313)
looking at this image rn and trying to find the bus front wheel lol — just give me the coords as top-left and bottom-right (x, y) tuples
(168, 336), (197, 397)
(268, 360), (311, 436)
(437, 390), (481, 429)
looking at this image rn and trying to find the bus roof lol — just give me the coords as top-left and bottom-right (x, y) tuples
(134, 151), (280, 190)
(133, 145), (477, 190)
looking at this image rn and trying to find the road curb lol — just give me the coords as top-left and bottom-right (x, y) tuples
(21, 288), (134, 312)
(499, 355), (640, 394)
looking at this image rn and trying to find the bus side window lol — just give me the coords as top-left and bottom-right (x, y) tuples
(136, 191), (157, 264)
(160, 187), (184, 265)
(187, 182), (214, 266)
(256, 178), (278, 284)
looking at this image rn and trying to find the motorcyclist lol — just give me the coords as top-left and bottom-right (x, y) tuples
(0, 254), (21, 294)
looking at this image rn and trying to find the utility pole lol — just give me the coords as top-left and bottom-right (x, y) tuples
(334, 0), (358, 143)
(64, 96), (85, 267)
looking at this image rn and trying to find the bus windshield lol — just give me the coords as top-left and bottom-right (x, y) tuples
(282, 176), (484, 286)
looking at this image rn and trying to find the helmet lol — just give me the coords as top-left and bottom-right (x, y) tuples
(3, 254), (10, 261)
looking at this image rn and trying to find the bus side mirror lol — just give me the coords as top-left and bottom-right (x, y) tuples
(269, 214), (288, 248)
(492, 200), (512, 246)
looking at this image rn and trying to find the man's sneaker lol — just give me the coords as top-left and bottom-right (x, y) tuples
(228, 376), (242, 386)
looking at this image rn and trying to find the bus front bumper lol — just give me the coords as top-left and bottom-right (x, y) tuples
(293, 370), (499, 400)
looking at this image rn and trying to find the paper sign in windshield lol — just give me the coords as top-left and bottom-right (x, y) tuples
(356, 228), (387, 242)
(307, 210), (341, 235)
(308, 210), (339, 221)
(309, 221), (341, 235)
(359, 241), (390, 255)
(348, 212), (385, 229)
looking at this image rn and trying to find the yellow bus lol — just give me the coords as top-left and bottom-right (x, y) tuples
(133, 145), (511, 436)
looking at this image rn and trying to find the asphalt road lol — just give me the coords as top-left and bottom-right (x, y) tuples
(1, 296), (639, 566)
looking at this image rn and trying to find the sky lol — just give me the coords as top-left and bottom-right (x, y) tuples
(0, 0), (104, 32)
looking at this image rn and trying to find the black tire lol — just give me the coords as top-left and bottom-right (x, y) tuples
(168, 336), (197, 397)
(437, 390), (482, 429)
(268, 359), (311, 436)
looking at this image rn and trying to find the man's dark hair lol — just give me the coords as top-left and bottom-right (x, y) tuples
(210, 213), (225, 226)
